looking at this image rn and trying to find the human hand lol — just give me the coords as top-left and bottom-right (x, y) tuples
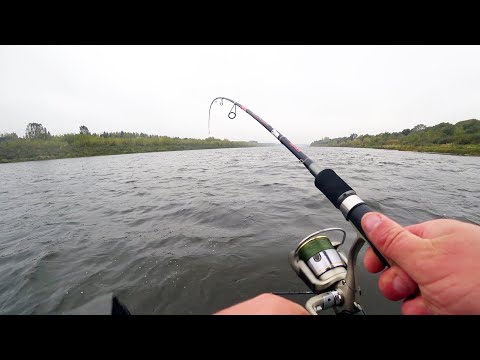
(213, 293), (309, 315)
(362, 212), (480, 314)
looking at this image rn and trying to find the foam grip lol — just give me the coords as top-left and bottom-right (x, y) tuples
(315, 169), (390, 268)
(314, 169), (353, 208)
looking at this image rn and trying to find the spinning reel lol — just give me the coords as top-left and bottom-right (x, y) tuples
(289, 228), (366, 315)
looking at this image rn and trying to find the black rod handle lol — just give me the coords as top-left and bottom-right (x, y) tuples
(314, 169), (390, 268)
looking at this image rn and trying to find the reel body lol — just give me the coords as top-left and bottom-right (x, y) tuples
(289, 228), (365, 315)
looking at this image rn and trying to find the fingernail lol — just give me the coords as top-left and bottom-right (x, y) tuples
(392, 275), (410, 295)
(363, 213), (383, 233)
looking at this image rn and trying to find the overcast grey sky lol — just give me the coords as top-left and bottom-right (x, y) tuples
(1, 45), (479, 144)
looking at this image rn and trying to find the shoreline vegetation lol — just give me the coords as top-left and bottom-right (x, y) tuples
(0, 124), (262, 164)
(310, 119), (480, 156)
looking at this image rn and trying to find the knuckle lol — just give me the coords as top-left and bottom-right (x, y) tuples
(382, 226), (408, 255)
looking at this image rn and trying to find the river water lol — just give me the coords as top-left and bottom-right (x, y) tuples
(0, 146), (478, 314)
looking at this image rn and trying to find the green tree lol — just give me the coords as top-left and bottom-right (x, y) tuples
(0, 132), (18, 142)
(461, 119), (480, 134)
(25, 123), (51, 139)
(79, 125), (90, 135)
(412, 124), (426, 132)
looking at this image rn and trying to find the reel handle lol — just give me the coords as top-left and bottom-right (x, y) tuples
(314, 169), (390, 268)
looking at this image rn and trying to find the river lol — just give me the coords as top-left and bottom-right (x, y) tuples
(0, 146), (478, 314)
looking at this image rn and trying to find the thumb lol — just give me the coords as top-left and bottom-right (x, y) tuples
(362, 212), (430, 273)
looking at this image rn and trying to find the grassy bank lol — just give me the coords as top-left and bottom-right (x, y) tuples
(315, 143), (480, 156)
(0, 134), (258, 164)
(311, 119), (480, 156)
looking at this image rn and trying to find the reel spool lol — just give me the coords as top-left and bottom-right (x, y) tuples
(289, 228), (348, 294)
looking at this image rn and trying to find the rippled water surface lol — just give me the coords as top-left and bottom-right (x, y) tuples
(1, 147), (479, 314)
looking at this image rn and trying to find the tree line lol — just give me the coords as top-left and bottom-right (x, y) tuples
(310, 119), (480, 155)
(0, 123), (258, 163)
(1, 123), (185, 141)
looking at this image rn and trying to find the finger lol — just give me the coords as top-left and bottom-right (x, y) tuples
(362, 212), (432, 274)
(377, 265), (418, 301)
(364, 246), (385, 273)
(402, 295), (430, 315)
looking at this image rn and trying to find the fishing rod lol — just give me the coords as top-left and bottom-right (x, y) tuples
(209, 97), (391, 315)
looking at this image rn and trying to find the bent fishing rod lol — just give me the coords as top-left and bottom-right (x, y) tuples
(209, 97), (391, 315)
(209, 97), (389, 267)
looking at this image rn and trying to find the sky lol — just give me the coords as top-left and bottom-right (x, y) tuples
(0, 45), (479, 144)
